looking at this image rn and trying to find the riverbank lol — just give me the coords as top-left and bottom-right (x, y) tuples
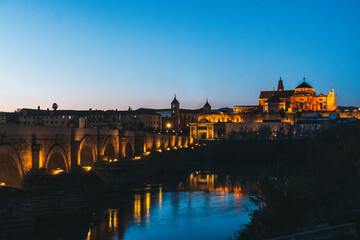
(217, 123), (360, 239)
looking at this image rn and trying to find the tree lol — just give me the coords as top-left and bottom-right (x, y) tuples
(52, 103), (58, 111)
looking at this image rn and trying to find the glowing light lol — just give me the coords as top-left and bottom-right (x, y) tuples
(134, 194), (141, 225)
(157, 149), (162, 153)
(166, 147), (171, 151)
(166, 123), (171, 128)
(51, 168), (64, 175)
(144, 151), (151, 156)
(109, 210), (112, 229)
(159, 187), (163, 209)
(145, 192), (151, 221)
(191, 147), (194, 149)
(82, 166), (92, 172)
(133, 156), (141, 160)
(113, 159), (118, 162)
(108, 209), (118, 230)
(0, 183), (6, 187)
(85, 229), (91, 240)
(173, 146), (177, 150)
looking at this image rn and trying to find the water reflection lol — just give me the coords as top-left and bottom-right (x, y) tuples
(179, 171), (243, 197)
(35, 171), (257, 240)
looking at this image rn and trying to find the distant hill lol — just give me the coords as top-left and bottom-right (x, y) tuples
(212, 107), (232, 113)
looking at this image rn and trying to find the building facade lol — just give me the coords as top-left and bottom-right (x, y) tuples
(259, 78), (337, 112)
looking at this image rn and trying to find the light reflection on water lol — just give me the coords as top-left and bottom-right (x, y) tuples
(84, 172), (258, 240)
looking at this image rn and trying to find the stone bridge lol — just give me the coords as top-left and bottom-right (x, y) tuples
(0, 124), (191, 188)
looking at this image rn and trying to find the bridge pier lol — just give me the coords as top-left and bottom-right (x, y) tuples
(31, 144), (41, 170)
(71, 140), (80, 169)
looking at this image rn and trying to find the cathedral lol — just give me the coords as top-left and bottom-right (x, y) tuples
(191, 77), (339, 140)
(259, 78), (337, 112)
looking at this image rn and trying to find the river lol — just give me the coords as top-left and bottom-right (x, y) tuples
(34, 171), (258, 240)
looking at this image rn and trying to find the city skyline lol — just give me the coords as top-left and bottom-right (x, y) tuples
(1, 1), (360, 111)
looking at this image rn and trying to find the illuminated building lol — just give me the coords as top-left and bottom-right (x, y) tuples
(259, 77), (337, 112)
(263, 95), (286, 113)
(192, 78), (340, 140)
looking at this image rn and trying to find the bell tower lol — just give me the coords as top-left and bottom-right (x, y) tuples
(277, 77), (284, 91)
(171, 94), (180, 118)
(203, 98), (211, 113)
(171, 94), (180, 130)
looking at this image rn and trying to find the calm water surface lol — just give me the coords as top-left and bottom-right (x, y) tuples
(36, 173), (258, 240)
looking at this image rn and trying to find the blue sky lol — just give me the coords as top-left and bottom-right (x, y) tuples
(0, 0), (359, 111)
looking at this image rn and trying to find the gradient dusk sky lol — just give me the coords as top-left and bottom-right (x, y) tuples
(0, 0), (359, 111)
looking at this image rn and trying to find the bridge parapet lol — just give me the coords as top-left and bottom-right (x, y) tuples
(0, 124), (191, 188)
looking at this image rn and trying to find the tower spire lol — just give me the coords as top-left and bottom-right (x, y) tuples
(277, 77), (284, 91)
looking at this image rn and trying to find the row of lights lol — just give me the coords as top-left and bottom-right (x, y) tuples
(131, 142), (205, 160)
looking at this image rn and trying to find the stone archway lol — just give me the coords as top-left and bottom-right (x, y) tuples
(224, 116), (231, 122)
(78, 136), (96, 167)
(125, 142), (134, 158)
(206, 116), (213, 122)
(104, 144), (116, 160)
(46, 145), (69, 172)
(198, 116), (205, 122)
(0, 145), (23, 188)
(102, 136), (117, 160)
(232, 115), (241, 123)
(215, 116), (222, 123)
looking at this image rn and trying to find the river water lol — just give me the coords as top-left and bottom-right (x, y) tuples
(35, 172), (258, 240)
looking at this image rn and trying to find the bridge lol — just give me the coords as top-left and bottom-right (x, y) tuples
(0, 124), (191, 188)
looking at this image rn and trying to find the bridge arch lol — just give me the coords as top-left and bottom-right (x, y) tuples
(78, 136), (96, 167)
(214, 116), (222, 123)
(102, 136), (117, 160)
(232, 115), (241, 123)
(224, 115), (231, 122)
(0, 145), (23, 188)
(206, 116), (213, 122)
(45, 145), (69, 173)
(125, 142), (134, 158)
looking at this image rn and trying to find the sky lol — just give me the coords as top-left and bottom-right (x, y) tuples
(0, 0), (359, 111)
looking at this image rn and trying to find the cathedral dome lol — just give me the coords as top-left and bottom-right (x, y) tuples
(295, 78), (313, 89)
